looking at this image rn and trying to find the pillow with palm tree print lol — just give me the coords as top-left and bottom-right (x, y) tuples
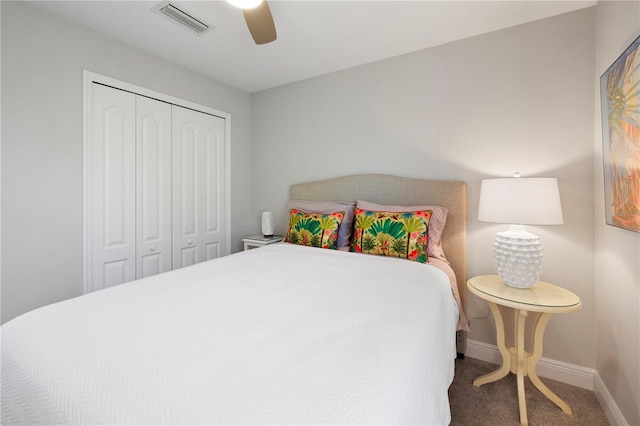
(350, 208), (432, 263)
(285, 209), (345, 249)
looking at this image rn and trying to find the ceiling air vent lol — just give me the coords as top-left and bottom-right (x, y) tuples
(154, 2), (212, 35)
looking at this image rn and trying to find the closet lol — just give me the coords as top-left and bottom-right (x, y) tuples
(85, 82), (227, 293)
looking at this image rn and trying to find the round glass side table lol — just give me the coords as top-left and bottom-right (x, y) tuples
(467, 275), (582, 426)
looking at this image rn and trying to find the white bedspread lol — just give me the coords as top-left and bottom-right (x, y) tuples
(1, 243), (458, 425)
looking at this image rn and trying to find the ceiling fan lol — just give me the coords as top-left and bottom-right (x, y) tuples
(227, 0), (277, 45)
(155, 0), (276, 45)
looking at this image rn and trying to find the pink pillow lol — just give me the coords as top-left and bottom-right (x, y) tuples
(356, 200), (448, 262)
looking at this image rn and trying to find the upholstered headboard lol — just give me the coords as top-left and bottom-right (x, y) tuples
(290, 174), (468, 354)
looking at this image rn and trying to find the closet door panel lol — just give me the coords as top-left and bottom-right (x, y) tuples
(172, 106), (226, 269)
(172, 107), (203, 268)
(181, 246), (197, 267)
(104, 260), (129, 288)
(202, 115), (227, 261)
(90, 84), (136, 291)
(205, 242), (220, 261)
(136, 96), (172, 278)
(179, 126), (198, 238)
(140, 253), (162, 278)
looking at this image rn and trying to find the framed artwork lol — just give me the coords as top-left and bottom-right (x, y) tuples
(600, 35), (640, 233)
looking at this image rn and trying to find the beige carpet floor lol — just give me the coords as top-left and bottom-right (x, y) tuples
(449, 357), (610, 425)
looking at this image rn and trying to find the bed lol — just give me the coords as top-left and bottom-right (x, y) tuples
(1, 174), (468, 425)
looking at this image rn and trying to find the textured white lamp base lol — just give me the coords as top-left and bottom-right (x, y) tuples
(493, 225), (543, 289)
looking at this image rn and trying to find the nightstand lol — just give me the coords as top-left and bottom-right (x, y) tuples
(242, 235), (285, 251)
(467, 275), (582, 426)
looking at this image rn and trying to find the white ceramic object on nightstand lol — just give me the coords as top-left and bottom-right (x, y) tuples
(261, 211), (274, 237)
(493, 225), (544, 288)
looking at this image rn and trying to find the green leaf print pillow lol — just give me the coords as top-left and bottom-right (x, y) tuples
(350, 208), (432, 263)
(285, 209), (345, 250)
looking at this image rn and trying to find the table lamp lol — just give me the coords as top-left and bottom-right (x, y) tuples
(262, 211), (275, 237)
(478, 174), (563, 288)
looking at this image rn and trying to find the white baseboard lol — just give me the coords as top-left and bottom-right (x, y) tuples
(466, 339), (594, 389)
(593, 370), (629, 426)
(465, 339), (628, 425)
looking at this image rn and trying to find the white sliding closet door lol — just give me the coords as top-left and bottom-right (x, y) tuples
(172, 106), (227, 268)
(89, 84), (136, 290)
(136, 96), (172, 278)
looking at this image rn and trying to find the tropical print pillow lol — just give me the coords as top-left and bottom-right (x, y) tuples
(350, 208), (432, 263)
(285, 209), (345, 249)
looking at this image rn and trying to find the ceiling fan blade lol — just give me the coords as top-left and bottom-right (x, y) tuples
(242, 1), (277, 45)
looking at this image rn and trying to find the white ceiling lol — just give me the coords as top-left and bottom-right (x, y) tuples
(30, 0), (596, 93)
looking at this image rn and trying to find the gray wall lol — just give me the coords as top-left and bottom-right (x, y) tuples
(251, 9), (597, 368)
(1, 1), (253, 323)
(594, 1), (640, 424)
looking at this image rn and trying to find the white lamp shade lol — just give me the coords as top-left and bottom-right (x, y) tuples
(478, 177), (563, 225)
